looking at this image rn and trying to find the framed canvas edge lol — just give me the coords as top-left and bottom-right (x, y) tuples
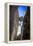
(5, 2), (33, 43)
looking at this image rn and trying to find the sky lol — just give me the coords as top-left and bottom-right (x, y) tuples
(18, 6), (27, 17)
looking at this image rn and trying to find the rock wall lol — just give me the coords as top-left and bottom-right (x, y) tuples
(23, 6), (30, 40)
(9, 6), (19, 41)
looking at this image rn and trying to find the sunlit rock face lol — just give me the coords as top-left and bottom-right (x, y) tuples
(17, 21), (21, 36)
(17, 21), (23, 36)
(17, 21), (24, 40)
(16, 17), (24, 40)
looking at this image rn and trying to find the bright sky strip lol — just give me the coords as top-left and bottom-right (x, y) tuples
(18, 6), (27, 17)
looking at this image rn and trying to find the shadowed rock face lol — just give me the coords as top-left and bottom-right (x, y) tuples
(19, 17), (23, 21)
(22, 7), (30, 40)
(9, 6), (19, 41)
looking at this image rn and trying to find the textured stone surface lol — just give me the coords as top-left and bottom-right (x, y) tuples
(9, 6), (19, 41)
